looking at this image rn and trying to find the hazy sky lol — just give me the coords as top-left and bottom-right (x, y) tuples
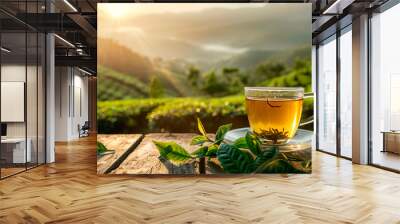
(98, 3), (311, 61)
(99, 3), (270, 18)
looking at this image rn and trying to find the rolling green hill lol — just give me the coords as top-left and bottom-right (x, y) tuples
(98, 38), (195, 99)
(98, 66), (149, 101)
(98, 38), (311, 101)
(214, 46), (310, 71)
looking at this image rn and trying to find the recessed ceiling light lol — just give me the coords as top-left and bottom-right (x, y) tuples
(1, 47), (11, 53)
(54, 34), (75, 48)
(78, 67), (93, 76)
(63, 0), (78, 12)
(323, 0), (354, 15)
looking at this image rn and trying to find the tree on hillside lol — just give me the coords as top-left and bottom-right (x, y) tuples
(263, 59), (312, 92)
(252, 61), (286, 84)
(187, 66), (200, 87)
(186, 66), (246, 96)
(149, 76), (164, 98)
(201, 71), (229, 96)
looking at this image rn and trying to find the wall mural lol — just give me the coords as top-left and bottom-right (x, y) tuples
(97, 3), (312, 175)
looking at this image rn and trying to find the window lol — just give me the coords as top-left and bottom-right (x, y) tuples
(317, 35), (337, 154)
(371, 3), (400, 171)
(339, 27), (352, 158)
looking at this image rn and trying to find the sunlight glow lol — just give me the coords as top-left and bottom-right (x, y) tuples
(202, 44), (248, 54)
(102, 4), (132, 18)
(99, 3), (266, 19)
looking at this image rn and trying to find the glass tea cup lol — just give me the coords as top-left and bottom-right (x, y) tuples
(245, 87), (310, 145)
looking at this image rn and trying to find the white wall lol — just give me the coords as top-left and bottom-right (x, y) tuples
(1, 65), (34, 138)
(55, 67), (89, 141)
(55, 67), (70, 141)
(1, 64), (46, 164)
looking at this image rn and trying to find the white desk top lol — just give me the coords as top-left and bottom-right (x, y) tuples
(1, 138), (29, 143)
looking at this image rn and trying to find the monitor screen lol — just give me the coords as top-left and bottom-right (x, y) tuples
(1, 123), (7, 137)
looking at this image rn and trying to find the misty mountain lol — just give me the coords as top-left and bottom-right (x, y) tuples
(98, 4), (310, 62)
(98, 39), (193, 97)
(98, 37), (310, 101)
(98, 38), (154, 83)
(204, 46), (310, 71)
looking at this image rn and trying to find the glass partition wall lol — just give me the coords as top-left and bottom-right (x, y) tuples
(0, 3), (46, 179)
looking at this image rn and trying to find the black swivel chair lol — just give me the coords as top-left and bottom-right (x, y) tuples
(79, 121), (90, 138)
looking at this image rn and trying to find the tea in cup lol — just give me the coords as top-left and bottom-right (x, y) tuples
(245, 87), (304, 145)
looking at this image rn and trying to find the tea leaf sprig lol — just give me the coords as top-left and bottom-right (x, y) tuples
(153, 118), (231, 164)
(153, 118), (312, 174)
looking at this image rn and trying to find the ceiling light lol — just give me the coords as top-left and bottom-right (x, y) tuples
(323, 0), (354, 15)
(54, 34), (75, 48)
(78, 67), (93, 76)
(1, 47), (11, 53)
(63, 0), (78, 12)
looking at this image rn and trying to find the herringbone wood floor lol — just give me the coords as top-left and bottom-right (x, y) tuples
(1, 136), (400, 224)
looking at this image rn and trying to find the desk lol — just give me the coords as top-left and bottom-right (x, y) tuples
(382, 131), (400, 154)
(1, 138), (31, 163)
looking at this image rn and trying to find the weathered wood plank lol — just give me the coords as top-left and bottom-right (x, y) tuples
(97, 134), (143, 174)
(111, 133), (216, 175)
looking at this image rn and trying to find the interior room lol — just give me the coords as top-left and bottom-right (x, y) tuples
(0, 0), (399, 223)
(0, 12), (46, 177)
(0, 0), (96, 179)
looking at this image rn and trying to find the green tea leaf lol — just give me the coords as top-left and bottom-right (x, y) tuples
(284, 151), (310, 162)
(255, 159), (300, 173)
(242, 149), (256, 160)
(197, 117), (207, 137)
(254, 146), (279, 168)
(206, 144), (218, 157)
(215, 123), (232, 144)
(217, 143), (255, 173)
(191, 135), (208, 145)
(207, 160), (224, 173)
(192, 146), (208, 158)
(233, 137), (248, 149)
(97, 141), (108, 154)
(153, 141), (193, 164)
(245, 132), (261, 156)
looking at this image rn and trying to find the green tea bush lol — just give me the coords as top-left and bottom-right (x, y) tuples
(147, 96), (248, 133)
(97, 98), (168, 133)
(98, 96), (314, 133)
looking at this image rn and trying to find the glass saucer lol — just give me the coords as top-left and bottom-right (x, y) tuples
(224, 128), (313, 152)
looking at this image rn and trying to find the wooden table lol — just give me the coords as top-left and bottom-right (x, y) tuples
(97, 134), (143, 174)
(97, 133), (219, 175)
